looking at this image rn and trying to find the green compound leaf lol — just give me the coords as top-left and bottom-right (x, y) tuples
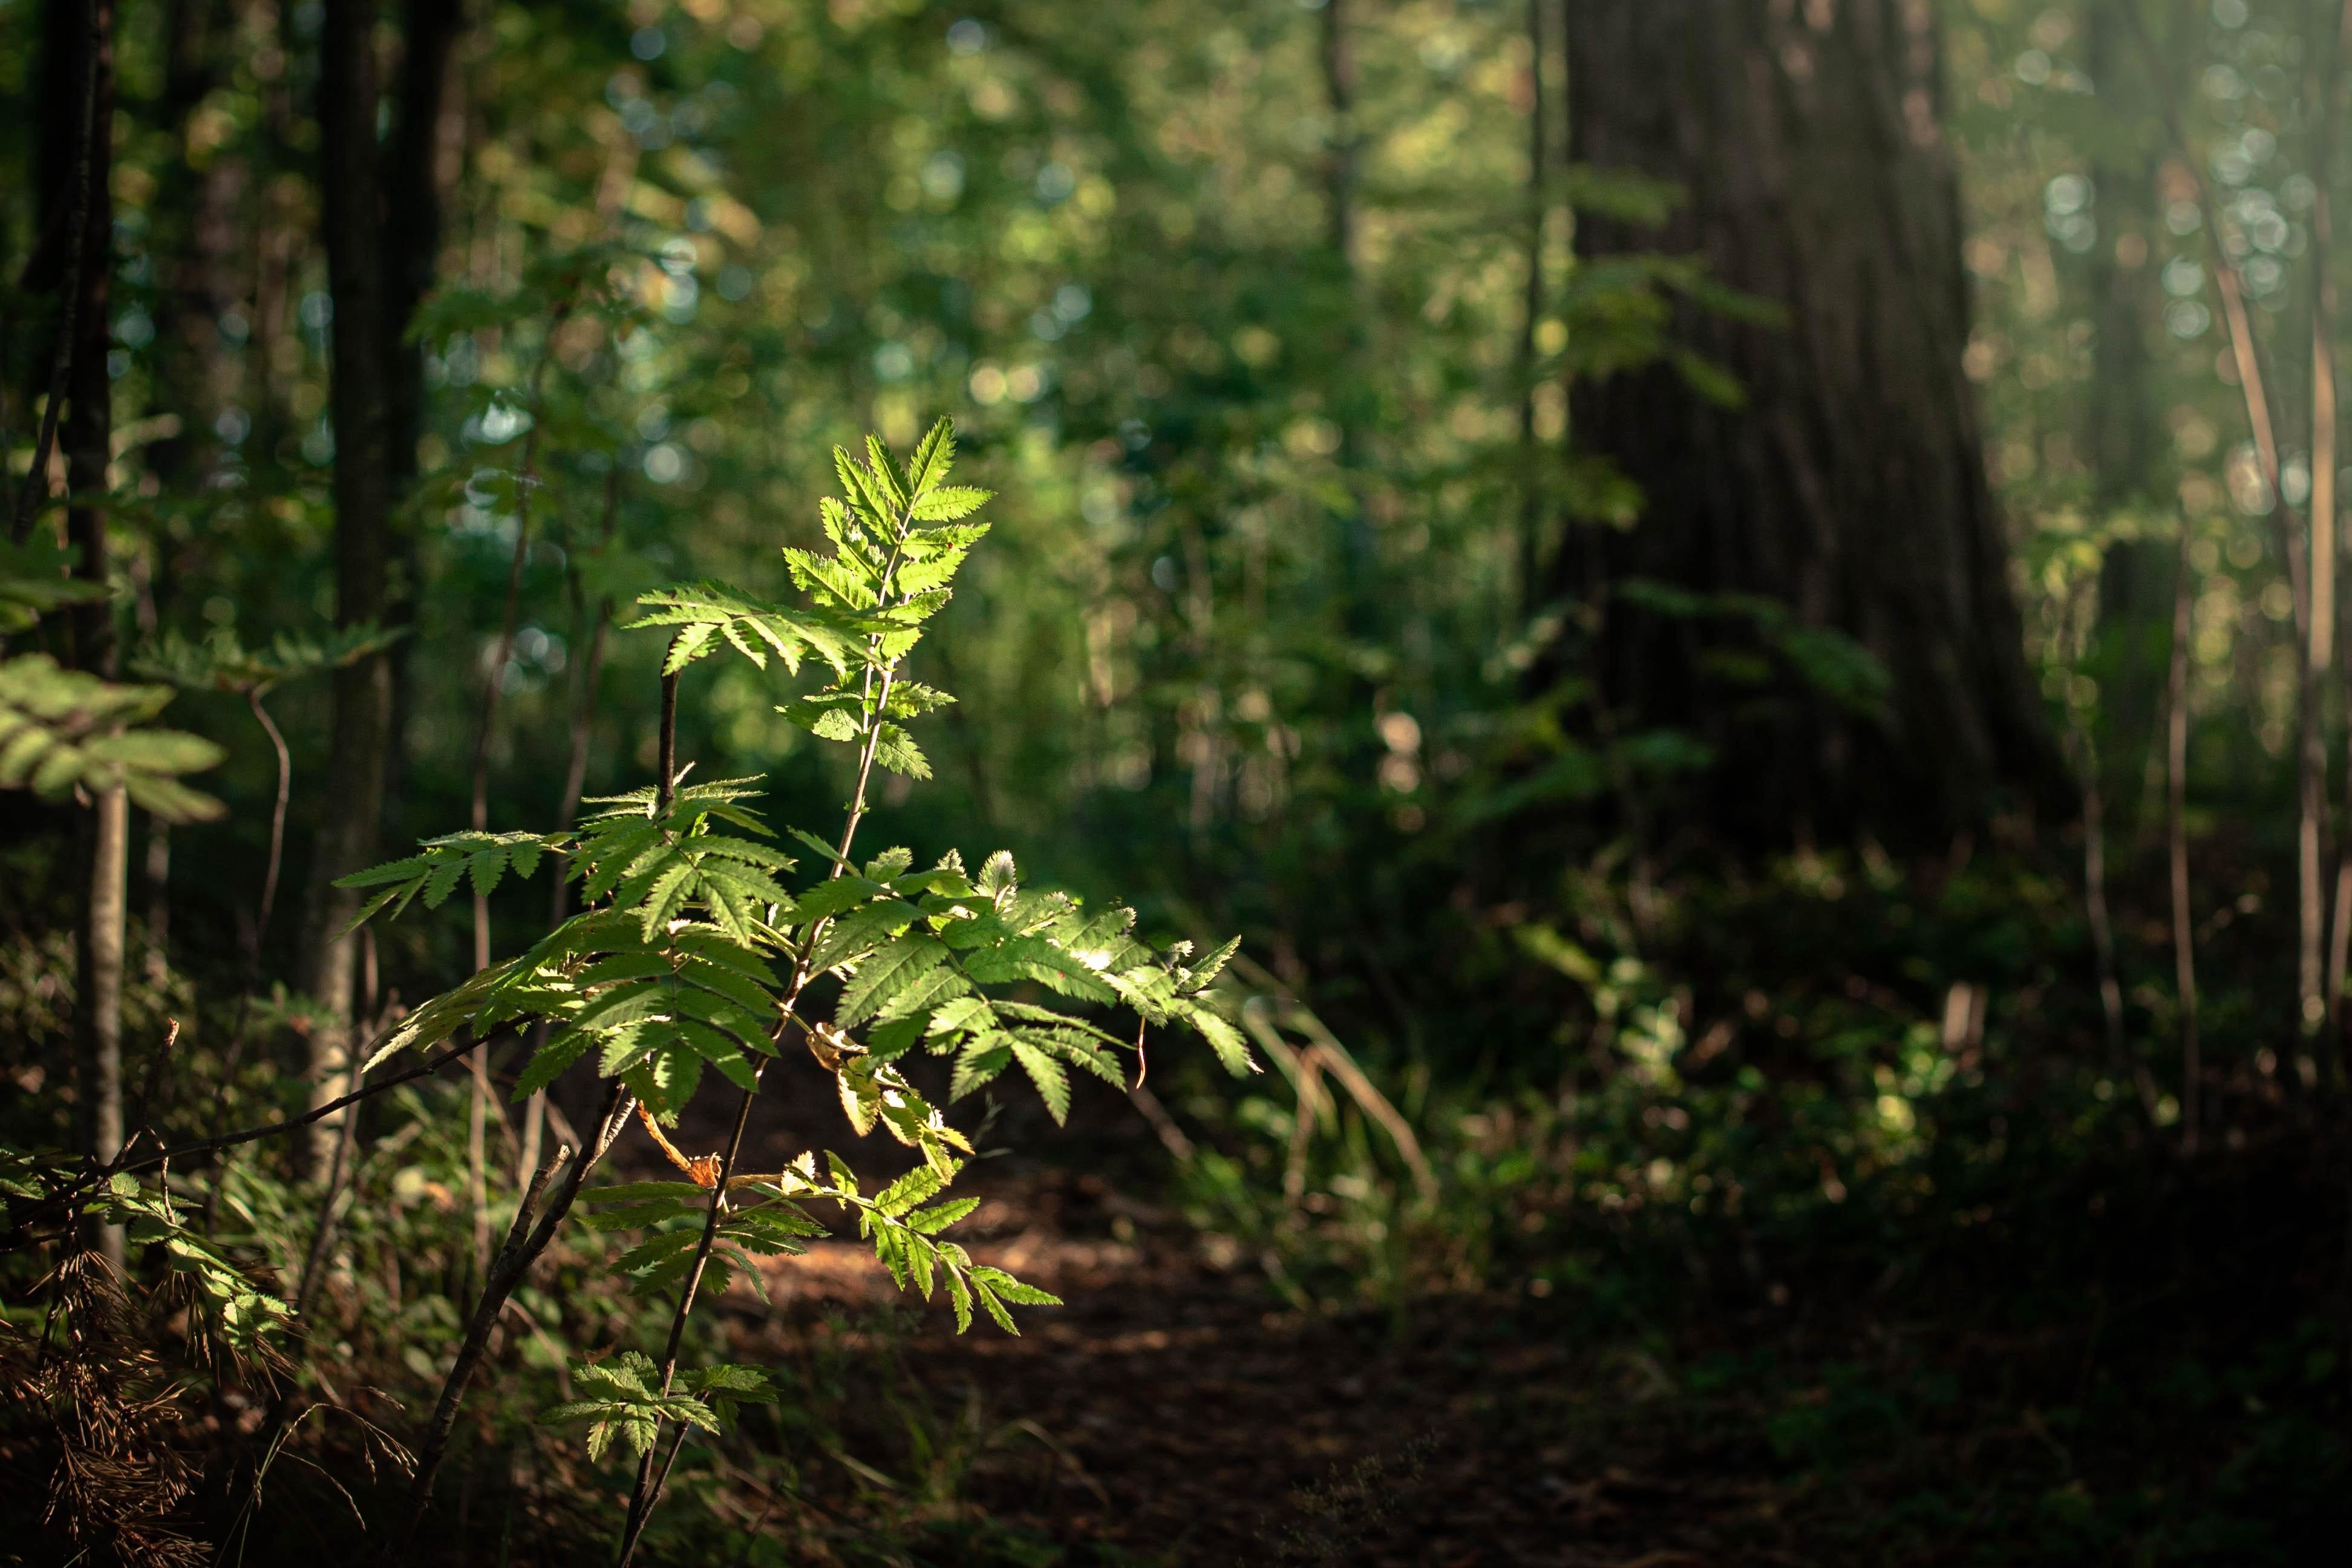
(0, 655), (226, 823)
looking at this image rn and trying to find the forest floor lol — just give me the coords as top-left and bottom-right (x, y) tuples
(638, 1086), (2347, 1568)
(652, 1088), (1751, 1566)
(725, 1162), (1782, 1567)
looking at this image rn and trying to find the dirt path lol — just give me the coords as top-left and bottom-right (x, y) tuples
(714, 1162), (1788, 1567)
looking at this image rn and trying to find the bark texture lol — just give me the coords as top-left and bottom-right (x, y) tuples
(299, 0), (394, 1172)
(1558, 0), (2063, 844)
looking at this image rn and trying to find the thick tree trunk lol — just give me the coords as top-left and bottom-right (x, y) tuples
(1558, 0), (2063, 844)
(299, 0), (394, 1175)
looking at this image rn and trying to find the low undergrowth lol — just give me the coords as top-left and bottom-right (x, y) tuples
(1160, 846), (2350, 1563)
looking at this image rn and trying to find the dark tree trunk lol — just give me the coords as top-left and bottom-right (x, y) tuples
(1558, 0), (2063, 846)
(384, 0), (462, 495)
(45, 0), (114, 686)
(380, 0), (464, 838)
(298, 0), (394, 1174)
(39, 0), (125, 1269)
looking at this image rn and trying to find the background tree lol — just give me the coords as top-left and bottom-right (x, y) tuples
(297, 0), (393, 1170)
(1557, 0), (2066, 846)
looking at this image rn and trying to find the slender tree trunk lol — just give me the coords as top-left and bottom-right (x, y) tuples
(2209, 178), (2324, 1054)
(1515, 0), (1550, 615)
(13, 0), (105, 546)
(2169, 519), (2200, 1153)
(1319, 0), (1373, 621)
(384, 0), (462, 493)
(462, 329), (560, 1264)
(42, 0), (124, 1272)
(1557, 0), (2064, 844)
(463, 524), (525, 1282)
(2298, 609), (2330, 1062)
(2311, 4), (2343, 691)
(299, 0), (394, 1177)
(2085, 0), (2170, 838)
(75, 791), (127, 1249)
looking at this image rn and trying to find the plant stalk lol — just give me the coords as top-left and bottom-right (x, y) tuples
(614, 484), (917, 1565)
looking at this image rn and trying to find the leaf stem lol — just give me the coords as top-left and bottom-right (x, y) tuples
(657, 663), (681, 812)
